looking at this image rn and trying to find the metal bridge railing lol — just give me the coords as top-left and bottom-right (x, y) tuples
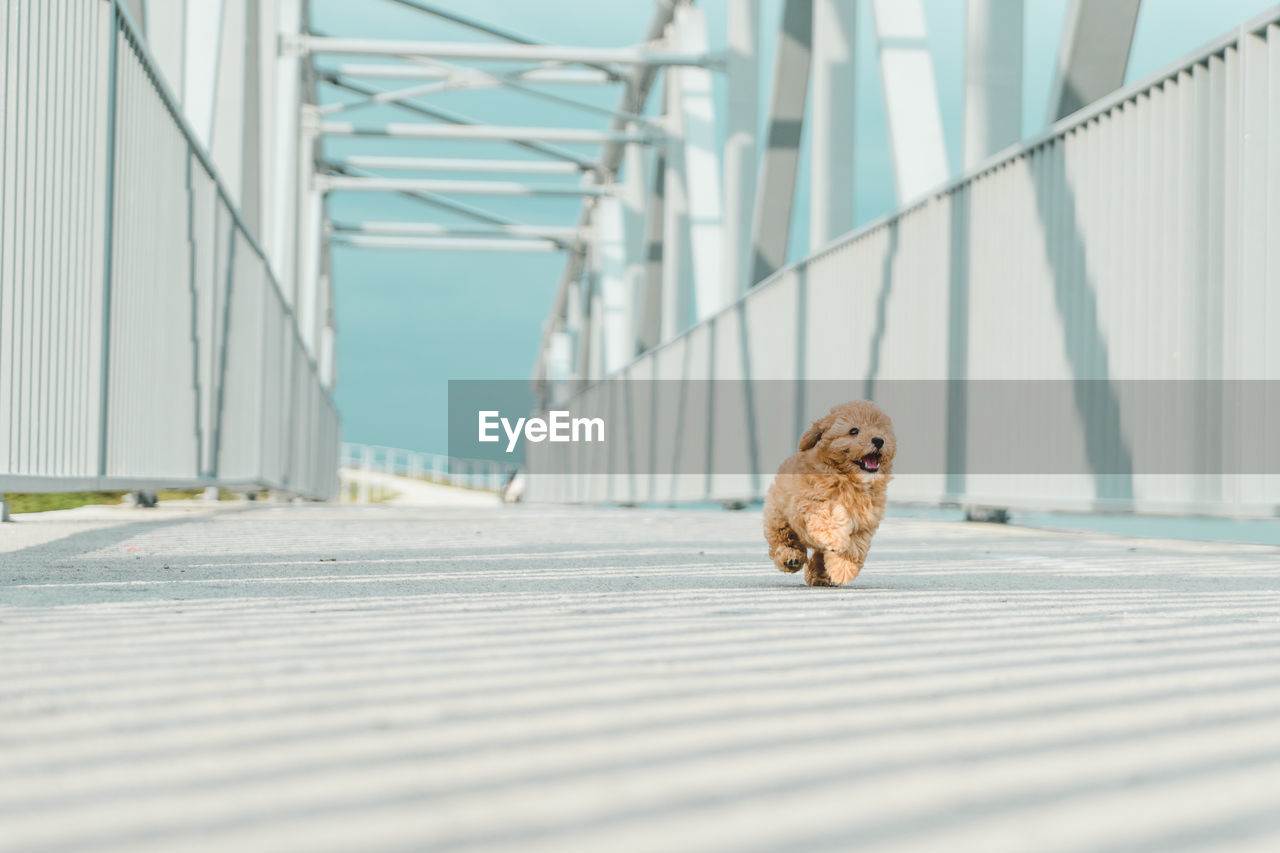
(339, 443), (515, 498)
(1, 0), (338, 500)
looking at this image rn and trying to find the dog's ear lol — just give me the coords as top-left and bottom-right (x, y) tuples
(798, 414), (834, 451)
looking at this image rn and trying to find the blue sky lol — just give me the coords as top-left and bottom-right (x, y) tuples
(313, 0), (1277, 454)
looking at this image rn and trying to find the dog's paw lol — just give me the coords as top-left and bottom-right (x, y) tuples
(773, 546), (807, 573)
(823, 551), (864, 586)
(804, 567), (839, 587)
(804, 553), (839, 587)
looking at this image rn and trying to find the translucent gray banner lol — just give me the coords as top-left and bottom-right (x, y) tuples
(448, 380), (1280, 475)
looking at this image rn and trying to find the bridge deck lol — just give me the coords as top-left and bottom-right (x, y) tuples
(4, 502), (1280, 851)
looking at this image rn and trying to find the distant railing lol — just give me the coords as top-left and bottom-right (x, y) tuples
(340, 443), (516, 498)
(0, 1), (338, 499)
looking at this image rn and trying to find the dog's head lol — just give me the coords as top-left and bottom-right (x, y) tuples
(798, 401), (896, 482)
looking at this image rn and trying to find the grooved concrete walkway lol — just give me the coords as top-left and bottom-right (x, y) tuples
(3, 502), (1280, 851)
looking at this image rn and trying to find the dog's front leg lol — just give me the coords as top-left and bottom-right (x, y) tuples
(803, 502), (854, 554)
(824, 529), (875, 585)
(822, 551), (863, 585)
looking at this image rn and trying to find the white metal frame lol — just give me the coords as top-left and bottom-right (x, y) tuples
(1048, 0), (1142, 122)
(1, 0), (338, 500)
(871, 0), (949, 205)
(293, 35), (719, 68)
(809, 0), (856, 250)
(525, 7), (1280, 518)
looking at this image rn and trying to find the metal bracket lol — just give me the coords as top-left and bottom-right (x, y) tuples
(279, 33), (306, 58)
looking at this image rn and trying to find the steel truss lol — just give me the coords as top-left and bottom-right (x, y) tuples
(307, 0), (1145, 404)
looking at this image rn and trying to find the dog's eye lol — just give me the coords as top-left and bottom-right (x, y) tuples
(848, 428), (859, 436)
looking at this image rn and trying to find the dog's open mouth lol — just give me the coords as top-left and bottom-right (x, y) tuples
(857, 453), (882, 472)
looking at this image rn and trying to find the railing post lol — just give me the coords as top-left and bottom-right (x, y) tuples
(359, 445), (372, 504)
(210, 223), (238, 480)
(97, 0), (120, 477)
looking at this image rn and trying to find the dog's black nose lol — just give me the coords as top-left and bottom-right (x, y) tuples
(871, 437), (884, 449)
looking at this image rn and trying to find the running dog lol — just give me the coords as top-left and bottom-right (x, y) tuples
(763, 401), (895, 586)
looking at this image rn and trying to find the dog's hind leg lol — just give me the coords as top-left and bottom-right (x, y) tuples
(804, 551), (838, 587)
(764, 501), (807, 573)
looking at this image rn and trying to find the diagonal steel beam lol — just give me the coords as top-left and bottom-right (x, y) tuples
(317, 78), (455, 115)
(722, 0), (758, 302)
(810, 0), (855, 250)
(381, 0), (540, 45)
(466, 68), (655, 127)
(964, 0), (1023, 168)
(872, 0), (949, 204)
(1047, 0), (1142, 122)
(321, 74), (597, 169)
(311, 25), (604, 170)
(749, 0), (812, 286)
(377, 0), (622, 81)
(326, 164), (517, 228)
(329, 54), (654, 127)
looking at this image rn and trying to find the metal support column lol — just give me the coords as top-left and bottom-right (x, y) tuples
(871, 0), (949, 203)
(586, 242), (605, 381)
(296, 103), (324, 352)
(573, 267), (595, 385)
(722, 0), (758, 302)
(596, 194), (630, 375)
(671, 4), (723, 322)
(98, 0), (121, 478)
(749, 0), (813, 285)
(621, 138), (649, 360)
(809, 0), (856, 250)
(1047, 0), (1142, 122)
(661, 70), (692, 340)
(964, 0), (1023, 168)
(546, 331), (574, 406)
(637, 154), (666, 353)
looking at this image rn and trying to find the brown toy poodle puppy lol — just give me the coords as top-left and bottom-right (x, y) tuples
(763, 401), (895, 586)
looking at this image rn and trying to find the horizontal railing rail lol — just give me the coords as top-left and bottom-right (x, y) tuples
(0, 0), (338, 501)
(340, 443), (516, 495)
(526, 10), (1280, 518)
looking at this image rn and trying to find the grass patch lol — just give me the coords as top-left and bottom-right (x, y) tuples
(4, 491), (127, 513)
(155, 488), (237, 502)
(4, 488), (237, 514)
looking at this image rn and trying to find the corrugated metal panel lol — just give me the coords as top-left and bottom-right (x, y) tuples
(0, 0), (338, 499)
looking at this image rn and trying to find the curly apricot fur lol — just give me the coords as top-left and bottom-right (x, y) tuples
(763, 401), (895, 587)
